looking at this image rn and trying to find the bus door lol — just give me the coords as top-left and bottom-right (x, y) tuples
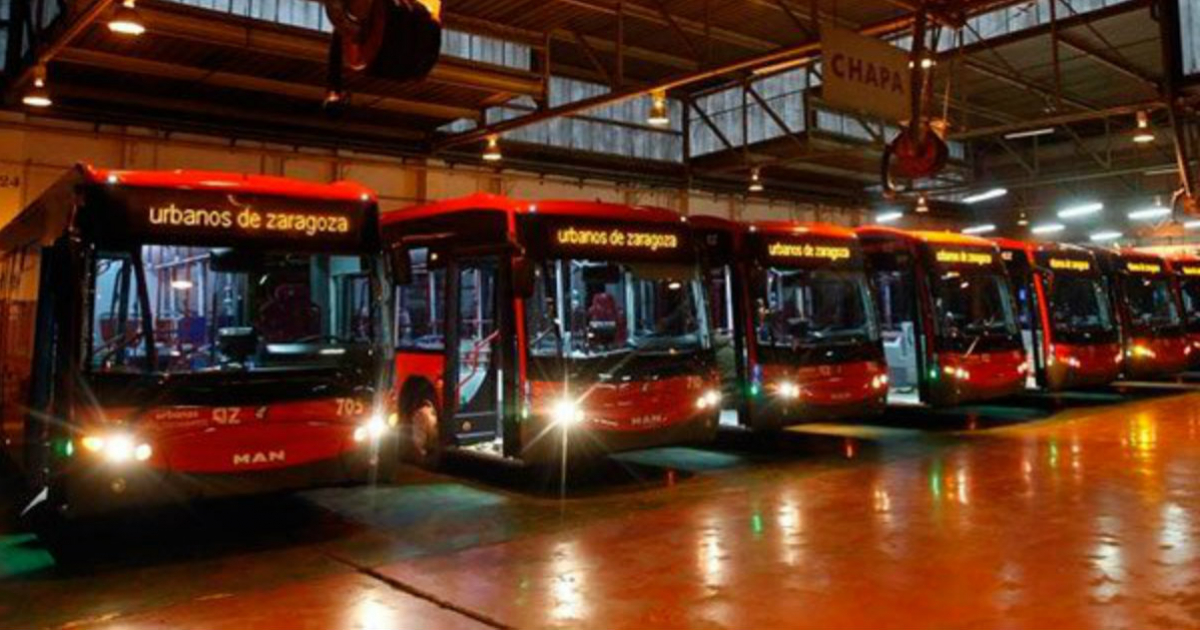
(445, 256), (503, 447)
(866, 248), (925, 405)
(704, 260), (744, 427)
(1005, 258), (1043, 388)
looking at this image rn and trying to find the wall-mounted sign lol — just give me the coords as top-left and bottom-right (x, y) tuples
(1126, 261), (1163, 275)
(1178, 264), (1200, 277)
(821, 24), (911, 123)
(934, 248), (995, 267)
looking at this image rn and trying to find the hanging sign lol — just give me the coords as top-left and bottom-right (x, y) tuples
(821, 24), (911, 123)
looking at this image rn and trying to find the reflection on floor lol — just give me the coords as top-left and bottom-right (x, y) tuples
(4, 382), (1200, 629)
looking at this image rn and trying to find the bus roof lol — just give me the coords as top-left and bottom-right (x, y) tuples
(993, 238), (1096, 258)
(689, 215), (858, 240)
(856, 226), (998, 249)
(383, 192), (684, 225)
(86, 166), (376, 203)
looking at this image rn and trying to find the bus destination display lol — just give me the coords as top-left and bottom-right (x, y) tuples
(102, 188), (364, 247)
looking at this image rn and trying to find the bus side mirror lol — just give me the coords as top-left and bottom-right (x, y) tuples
(512, 256), (536, 299)
(389, 246), (412, 286)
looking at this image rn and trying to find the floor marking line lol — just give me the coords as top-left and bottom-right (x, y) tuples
(324, 552), (518, 630)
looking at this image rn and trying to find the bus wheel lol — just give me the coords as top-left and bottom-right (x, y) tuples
(402, 399), (442, 470)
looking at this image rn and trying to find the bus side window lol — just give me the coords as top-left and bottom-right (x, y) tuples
(395, 248), (445, 351)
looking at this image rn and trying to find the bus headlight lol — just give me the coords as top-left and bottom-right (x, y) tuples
(776, 382), (801, 400)
(943, 366), (970, 380)
(871, 374), (889, 390)
(354, 413), (392, 443)
(551, 398), (585, 426)
(80, 432), (152, 464)
(1131, 345), (1157, 359)
(696, 389), (722, 409)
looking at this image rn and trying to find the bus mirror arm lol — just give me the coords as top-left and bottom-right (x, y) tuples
(512, 256), (536, 299)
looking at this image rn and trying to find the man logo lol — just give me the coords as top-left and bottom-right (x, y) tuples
(233, 450), (286, 466)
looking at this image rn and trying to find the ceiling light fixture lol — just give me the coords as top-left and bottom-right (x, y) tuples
(108, 0), (145, 35)
(22, 65), (52, 108)
(1089, 230), (1123, 242)
(1058, 202), (1104, 219)
(1132, 110), (1155, 144)
(962, 224), (997, 235)
(876, 211), (904, 224)
(1031, 222), (1066, 235)
(647, 90), (670, 127)
(748, 167), (764, 193)
(1128, 206), (1171, 221)
(915, 195), (929, 213)
(1004, 128), (1055, 140)
(482, 135), (502, 162)
(962, 188), (1008, 204)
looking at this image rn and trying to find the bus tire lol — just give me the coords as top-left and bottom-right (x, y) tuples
(401, 397), (442, 470)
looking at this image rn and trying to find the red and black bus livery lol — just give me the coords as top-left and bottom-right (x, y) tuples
(1090, 248), (1189, 379)
(996, 239), (1121, 391)
(0, 165), (392, 520)
(693, 217), (886, 429)
(857, 227), (1027, 407)
(1169, 253), (1200, 369)
(384, 194), (719, 466)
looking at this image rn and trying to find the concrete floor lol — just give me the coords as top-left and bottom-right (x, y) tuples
(4, 383), (1200, 630)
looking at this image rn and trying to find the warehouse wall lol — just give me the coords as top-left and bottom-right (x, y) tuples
(0, 112), (867, 228)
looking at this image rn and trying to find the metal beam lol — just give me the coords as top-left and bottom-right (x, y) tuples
(651, 0), (701, 62)
(10, 0), (118, 90)
(51, 82), (426, 142)
(688, 98), (736, 152)
(950, 101), (1166, 140)
(571, 30), (615, 86)
(435, 12), (921, 151)
(551, 0), (774, 54)
(1057, 32), (1160, 92)
(55, 48), (481, 121)
(133, 0), (544, 97)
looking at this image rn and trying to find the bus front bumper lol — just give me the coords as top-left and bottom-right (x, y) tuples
(518, 414), (718, 464)
(54, 439), (394, 519)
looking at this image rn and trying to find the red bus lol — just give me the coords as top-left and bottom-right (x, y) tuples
(996, 240), (1122, 391)
(1, 166), (392, 523)
(692, 217), (887, 429)
(1090, 248), (1189, 379)
(856, 227), (1027, 407)
(383, 194), (720, 467)
(1169, 254), (1200, 369)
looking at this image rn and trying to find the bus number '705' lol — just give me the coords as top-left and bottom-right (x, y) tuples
(336, 398), (367, 417)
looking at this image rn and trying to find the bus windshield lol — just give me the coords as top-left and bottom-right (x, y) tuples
(931, 270), (1018, 346)
(1180, 278), (1200, 333)
(1123, 275), (1182, 334)
(1049, 274), (1115, 336)
(90, 244), (379, 374)
(526, 259), (709, 359)
(754, 268), (878, 349)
